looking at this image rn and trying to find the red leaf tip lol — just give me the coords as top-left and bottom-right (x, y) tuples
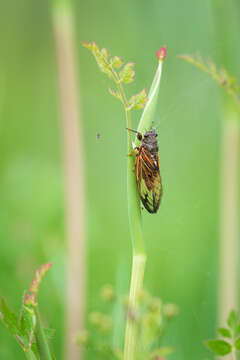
(156, 46), (167, 61)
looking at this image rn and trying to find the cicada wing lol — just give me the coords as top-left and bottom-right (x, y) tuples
(136, 149), (162, 214)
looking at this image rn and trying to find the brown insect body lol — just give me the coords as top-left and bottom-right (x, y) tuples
(135, 129), (162, 213)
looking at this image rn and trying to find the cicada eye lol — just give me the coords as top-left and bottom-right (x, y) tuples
(155, 133), (158, 137)
(137, 132), (142, 141)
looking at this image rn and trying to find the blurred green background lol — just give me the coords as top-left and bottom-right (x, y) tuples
(0, 0), (239, 359)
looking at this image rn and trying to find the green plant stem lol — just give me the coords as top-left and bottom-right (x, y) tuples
(107, 64), (145, 253)
(123, 59), (164, 360)
(219, 103), (239, 325)
(124, 106), (145, 360)
(34, 306), (52, 360)
(24, 350), (36, 360)
(126, 109), (145, 252)
(210, 0), (240, 327)
(112, 77), (145, 360)
(123, 254), (146, 360)
(136, 60), (163, 145)
(109, 68), (145, 359)
(100, 51), (164, 360)
(232, 343), (237, 360)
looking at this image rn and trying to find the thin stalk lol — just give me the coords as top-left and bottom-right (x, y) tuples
(123, 102), (145, 360)
(52, 1), (86, 359)
(104, 59), (146, 358)
(124, 105), (145, 360)
(34, 306), (52, 360)
(84, 43), (166, 360)
(123, 254), (146, 359)
(136, 61), (163, 141)
(102, 62), (145, 255)
(126, 109), (145, 253)
(219, 104), (239, 324)
(232, 348), (237, 360)
(107, 69), (144, 360)
(123, 56), (165, 360)
(24, 350), (36, 360)
(210, 0), (240, 327)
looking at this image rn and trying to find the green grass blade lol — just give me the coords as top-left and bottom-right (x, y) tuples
(136, 50), (166, 144)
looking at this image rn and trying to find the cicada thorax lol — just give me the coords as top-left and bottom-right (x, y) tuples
(135, 128), (162, 213)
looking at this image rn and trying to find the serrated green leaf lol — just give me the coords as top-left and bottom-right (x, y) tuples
(84, 42), (112, 79)
(111, 56), (123, 68)
(0, 299), (37, 352)
(129, 88), (148, 110)
(19, 305), (35, 334)
(227, 310), (238, 330)
(234, 337), (240, 350)
(0, 298), (21, 337)
(135, 88), (147, 102)
(92, 43), (112, 78)
(18, 305), (36, 349)
(134, 101), (146, 110)
(101, 48), (109, 59)
(119, 63), (135, 84)
(82, 41), (92, 50)
(150, 346), (174, 358)
(205, 339), (232, 355)
(109, 88), (122, 102)
(218, 327), (232, 339)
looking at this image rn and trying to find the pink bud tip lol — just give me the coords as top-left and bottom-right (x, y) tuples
(156, 46), (167, 61)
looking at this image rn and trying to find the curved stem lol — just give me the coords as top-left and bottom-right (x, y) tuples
(123, 254), (146, 360)
(24, 350), (36, 360)
(123, 59), (165, 360)
(136, 61), (163, 145)
(99, 58), (146, 358)
(92, 48), (165, 360)
(123, 88), (145, 360)
(232, 348), (237, 360)
(34, 306), (52, 360)
(218, 104), (239, 325)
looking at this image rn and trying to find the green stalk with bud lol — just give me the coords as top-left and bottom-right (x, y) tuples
(83, 42), (166, 359)
(0, 263), (54, 360)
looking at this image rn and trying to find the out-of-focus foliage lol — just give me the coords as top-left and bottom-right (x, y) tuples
(76, 285), (178, 360)
(0, 263), (54, 359)
(205, 309), (240, 357)
(179, 54), (240, 107)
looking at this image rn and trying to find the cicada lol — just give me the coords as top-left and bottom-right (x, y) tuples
(128, 128), (162, 213)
